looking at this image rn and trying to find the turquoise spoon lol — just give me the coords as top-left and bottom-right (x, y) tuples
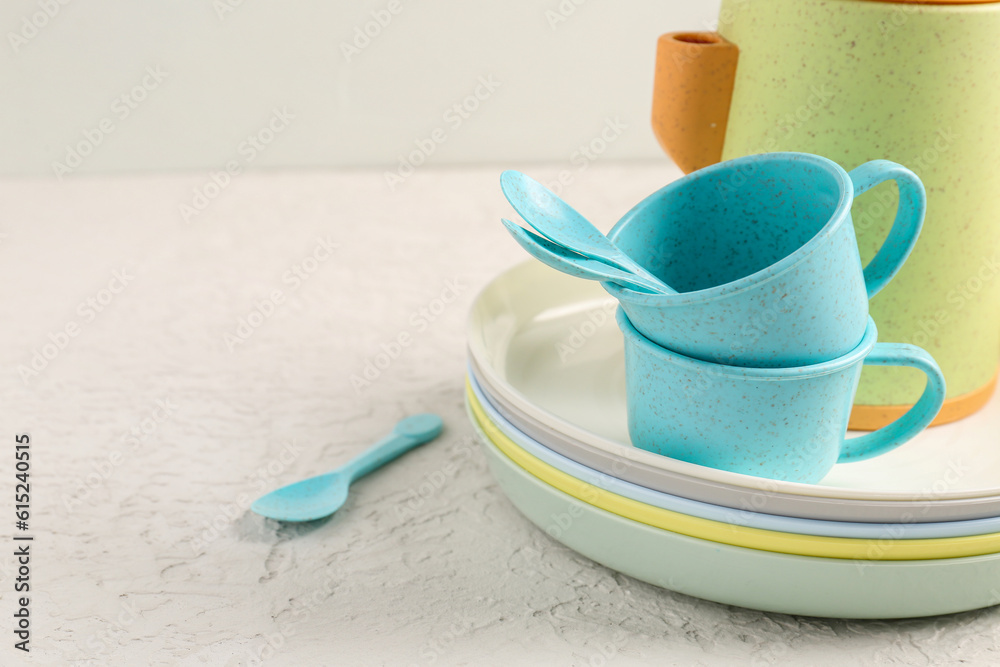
(500, 170), (675, 294)
(251, 414), (444, 522)
(501, 219), (671, 294)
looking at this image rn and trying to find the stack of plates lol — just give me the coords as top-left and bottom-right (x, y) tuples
(466, 261), (1000, 618)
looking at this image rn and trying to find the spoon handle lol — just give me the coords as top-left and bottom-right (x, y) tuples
(613, 255), (671, 290)
(340, 430), (436, 482)
(502, 219), (672, 295)
(606, 266), (674, 294)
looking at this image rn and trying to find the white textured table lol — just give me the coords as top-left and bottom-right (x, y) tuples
(2, 163), (999, 666)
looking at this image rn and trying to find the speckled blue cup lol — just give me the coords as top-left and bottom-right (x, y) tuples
(604, 152), (925, 368)
(617, 309), (946, 483)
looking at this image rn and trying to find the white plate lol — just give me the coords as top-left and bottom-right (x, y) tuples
(467, 261), (1000, 505)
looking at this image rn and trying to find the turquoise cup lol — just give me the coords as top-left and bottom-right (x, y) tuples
(604, 152), (926, 368)
(617, 309), (946, 483)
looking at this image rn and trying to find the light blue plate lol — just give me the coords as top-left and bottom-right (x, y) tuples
(468, 369), (1000, 540)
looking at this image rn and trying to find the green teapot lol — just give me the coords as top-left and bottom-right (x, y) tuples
(652, 0), (1000, 428)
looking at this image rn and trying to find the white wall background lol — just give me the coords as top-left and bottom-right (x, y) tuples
(1, 0), (720, 177)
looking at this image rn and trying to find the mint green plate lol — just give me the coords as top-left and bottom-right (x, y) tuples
(471, 410), (1000, 618)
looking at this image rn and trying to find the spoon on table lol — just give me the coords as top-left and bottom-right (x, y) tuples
(251, 414), (444, 522)
(500, 170), (675, 294)
(501, 219), (672, 294)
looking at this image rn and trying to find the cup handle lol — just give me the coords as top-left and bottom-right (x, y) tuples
(848, 160), (926, 299)
(838, 343), (946, 463)
(652, 32), (739, 174)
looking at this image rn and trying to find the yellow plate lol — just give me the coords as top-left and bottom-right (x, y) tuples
(467, 381), (1000, 561)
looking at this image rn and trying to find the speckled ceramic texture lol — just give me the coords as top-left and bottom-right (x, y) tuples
(618, 309), (946, 483)
(716, 0), (1000, 406)
(603, 152), (925, 368)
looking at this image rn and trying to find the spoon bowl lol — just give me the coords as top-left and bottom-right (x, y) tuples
(500, 170), (675, 294)
(253, 474), (351, 523)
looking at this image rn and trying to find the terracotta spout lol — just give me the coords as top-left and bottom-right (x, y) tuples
(652, 31), (739, 174)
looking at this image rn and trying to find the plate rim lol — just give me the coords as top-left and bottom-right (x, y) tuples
(474, 411), (1000, 619)
(467, 382), (1000, 561)
(467, 369), (1000, 539)
(471, 355), (1000, 522)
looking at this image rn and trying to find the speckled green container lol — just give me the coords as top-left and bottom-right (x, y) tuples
(716, 0), (1000, 422)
